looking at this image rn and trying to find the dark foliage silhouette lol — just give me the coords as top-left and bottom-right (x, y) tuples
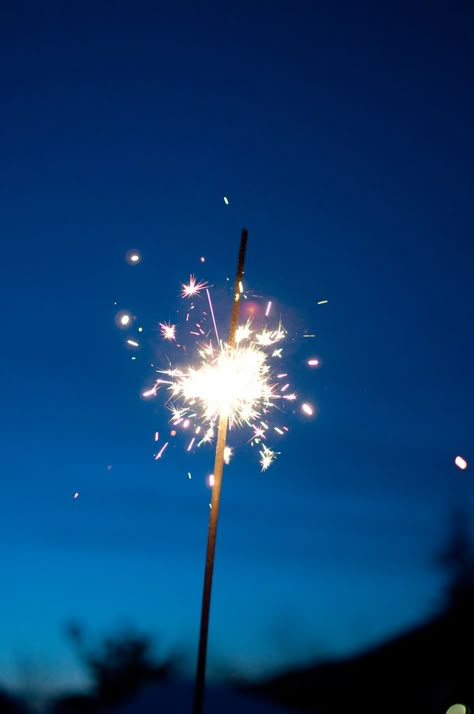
(248, 511), (474, 714)
(51, 624), (178, 712)
(0, 689), (29, 714)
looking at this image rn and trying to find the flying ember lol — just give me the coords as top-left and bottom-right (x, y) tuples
(454, 455), (468, 470)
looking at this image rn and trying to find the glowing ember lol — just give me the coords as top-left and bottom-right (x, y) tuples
(142, 385), (158, 398)
(115, 310), (132, 328)
(126, 249), (142, 264)
(126, 339), (139, 347)
(307, 358), (319, 367)
(454, 455), (468, 470)
(302, 403), (314, 416)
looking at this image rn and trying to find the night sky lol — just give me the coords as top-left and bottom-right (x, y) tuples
(1, 0), (473, 697)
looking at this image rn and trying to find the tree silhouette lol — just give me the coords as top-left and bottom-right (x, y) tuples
(63, 623), (177, 707)
(438, 507), (474, 613)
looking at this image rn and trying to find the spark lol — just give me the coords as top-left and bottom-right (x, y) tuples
(155, 442), (169, 459)
(187, 437), (196, 451)
(206, 288), (219, 342)
(265, 301), (272, 317)
(303, 333), (316, 338)
(255, 324), (286, 346)
(307, 358), (319, 367)
(455, 456), (468, 470)
(182, 275), (208, 298)
(154, 431), (159, 441)
(251, 425), (265, 441)
(142, 384), (159, 398)
(208, 474), (215, 487)
(115, 310), (133, 328)
(317, 299), (328, 305)
(223, 446), (233, 464)
(235, 320), (253, 343)
(73, 492), (79, 499)
(274, 427), (284, 435)
(188, 472), (192, 479)
(260, 445), (277, 471)
(126, 339), (139, 347)
(160, 322), (176, 340)
(170, 404), (186, 422)
(200, 256), (206, 262)
(302, 403), (314, 416)
(199, 426), (215, 444)
(138, 326), (143, 332)
(223, 196), (229, 205)
(281, 384), (290, 392)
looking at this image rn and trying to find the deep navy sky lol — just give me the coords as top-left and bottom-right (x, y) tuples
(1, 0), (473, 696)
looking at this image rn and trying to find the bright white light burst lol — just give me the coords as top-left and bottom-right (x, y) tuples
(162, 340), (276, 429)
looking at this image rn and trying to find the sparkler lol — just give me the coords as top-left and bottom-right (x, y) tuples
(193, 228), (248, 714)
(116, 229), (317, 713)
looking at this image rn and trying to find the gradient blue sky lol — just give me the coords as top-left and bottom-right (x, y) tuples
(1, 0), (473, 696)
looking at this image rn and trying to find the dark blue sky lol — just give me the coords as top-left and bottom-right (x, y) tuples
(1, 0), (473, 696)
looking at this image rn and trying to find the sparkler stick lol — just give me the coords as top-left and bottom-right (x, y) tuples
(193, 228), (248, 714)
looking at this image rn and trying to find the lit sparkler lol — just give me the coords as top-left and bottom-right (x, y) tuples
(115, 231), (319, 714)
